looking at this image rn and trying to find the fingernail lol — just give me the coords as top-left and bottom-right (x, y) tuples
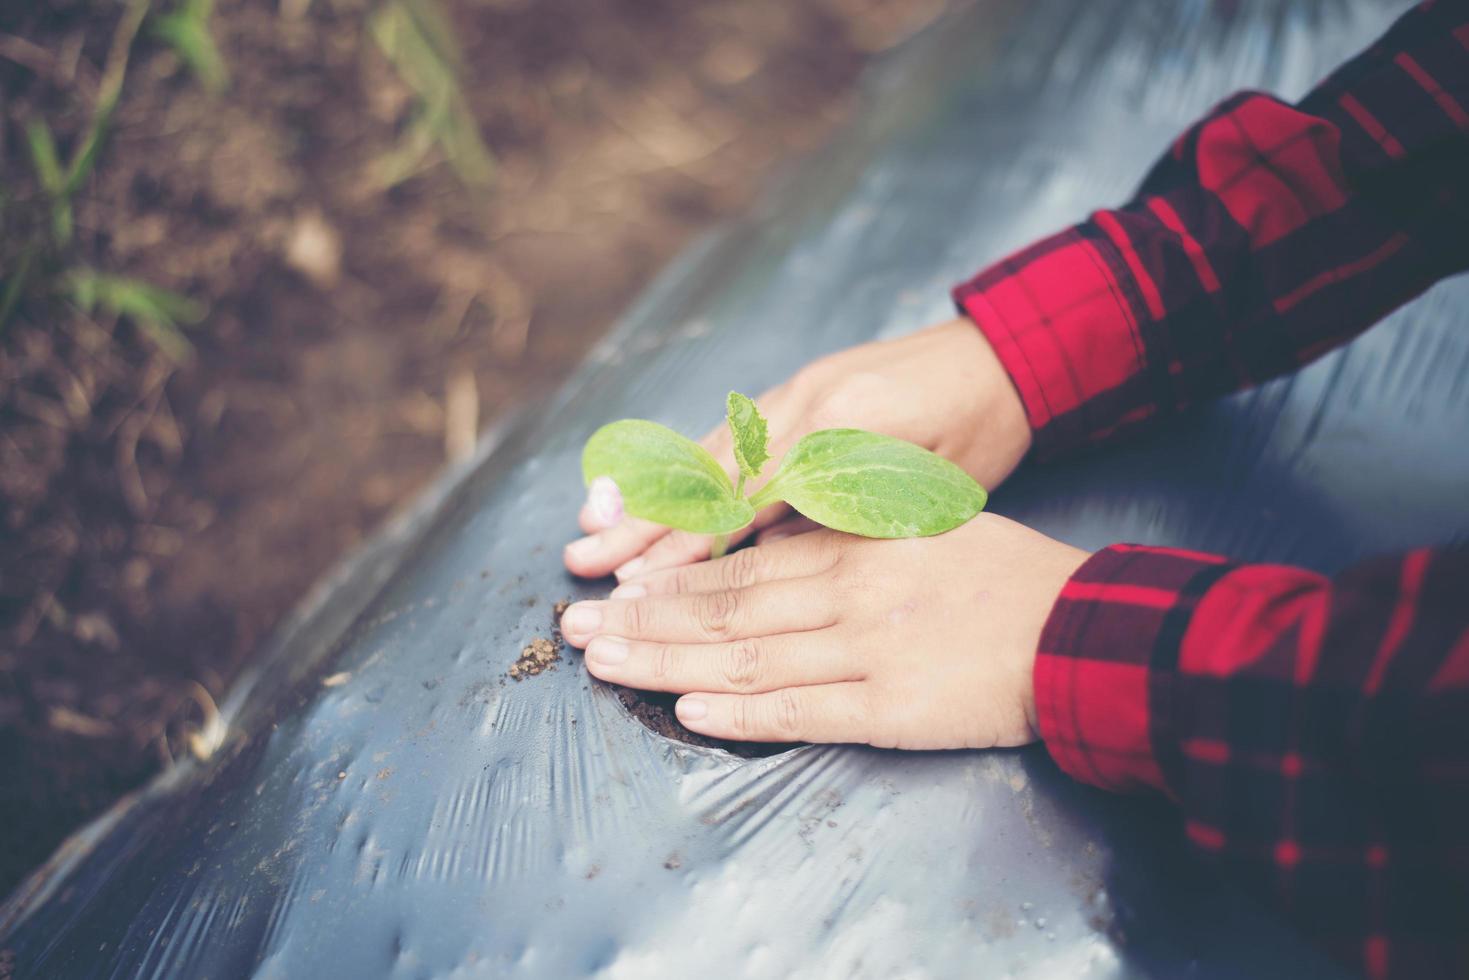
(561, 603), (602, 636)
(586, 636), (629, 666)
(565, 536), (601, 560)
(610, 582), (646, 599)
(759, 531), (790, 545)
(614, 557), (645, 582)
(587, 476), (623, 527)
(676, 697), (708, 723)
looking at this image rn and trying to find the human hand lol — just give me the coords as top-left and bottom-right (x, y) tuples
(563, 318), (1033, 582)
(558, 514), (1088, 749)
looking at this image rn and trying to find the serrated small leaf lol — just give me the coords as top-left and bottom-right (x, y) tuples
(582, 420), (754, 534)
(749, 429), (986, 537)
(725, 391), (769, 480)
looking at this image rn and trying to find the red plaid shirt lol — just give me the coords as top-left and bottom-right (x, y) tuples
(953, 2), (1469, 977)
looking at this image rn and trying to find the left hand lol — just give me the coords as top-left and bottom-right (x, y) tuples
(563, 319), (1033, 581)
(558, 514), (1089, 750)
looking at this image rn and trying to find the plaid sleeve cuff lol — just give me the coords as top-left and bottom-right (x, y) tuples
(952, 224), (1158, 459)
(1034, 543), (1236, 795)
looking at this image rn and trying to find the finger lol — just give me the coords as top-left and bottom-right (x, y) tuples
(756, 515), (821, 546)
(674, 683), (872, 744)
(584, 628), (859, 695)
(578, 476), (624, 533)
(578, 503), (603, 535)
(619, 501), (797, 581)
(560, 576), (835, 647)
(612, 527), (719, 582)
(614, 532), (840, 597)
(564, 517), (671, 578)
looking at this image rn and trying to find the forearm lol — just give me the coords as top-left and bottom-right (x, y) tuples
(1036, 543), (1469, 977)
(953, 0), (1469, 459)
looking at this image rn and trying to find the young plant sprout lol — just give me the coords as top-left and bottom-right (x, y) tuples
(582, 392), (988, 559)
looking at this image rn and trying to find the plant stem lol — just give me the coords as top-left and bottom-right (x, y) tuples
(709, 472), (749, 561)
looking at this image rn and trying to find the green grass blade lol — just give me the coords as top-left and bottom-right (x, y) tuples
(64, 0), (152, 199)
(66, 269), (205, 362)
(370, 0), (494, 190)
(25, 120), (65, 194)
(152, 0), (229, 93)
(25, 120), (74, 243)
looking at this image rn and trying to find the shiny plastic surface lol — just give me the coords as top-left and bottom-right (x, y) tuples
(4, 0), (1461, 976)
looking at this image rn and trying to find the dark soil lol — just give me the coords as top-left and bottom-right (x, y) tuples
(538, 599), (784, 755)
(611, 684), (790, 758)
(0, 0), (945, 895)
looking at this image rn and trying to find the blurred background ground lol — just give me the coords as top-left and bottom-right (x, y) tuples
(0, 0), (954, 895)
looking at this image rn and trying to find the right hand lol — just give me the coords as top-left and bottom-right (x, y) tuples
(563, 317), (1033, 581)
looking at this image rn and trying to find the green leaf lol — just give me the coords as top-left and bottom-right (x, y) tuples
(370, 0), (495, 190)
(582, 420), (755, 535)
(24, 120), (73, 243)
(153, 0), (230, 94)
(749, 429), (986, 538)
(725, 391), (769, 480)
(25, 120), (65, 195)
(66, 269), (206, 362)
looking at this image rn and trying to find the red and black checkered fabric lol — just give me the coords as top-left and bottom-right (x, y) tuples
(954, 2), (1469, 977)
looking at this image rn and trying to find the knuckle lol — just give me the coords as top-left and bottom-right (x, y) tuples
(621, 599), (650, 637)
(670, 564), (697, 595)
(720, 638), (763, 692)
(696, 589), (740, 639)
(811, 530), (845, 570)
(723, 546), (762, 590)
(731, 697), (756, 738)
(828, 561), (865, 600)
(809, 391), (853, 430)
(788, 362), (827, 397)
(810, 374), (883, 428)
(833, 570), (863, 603)
(772, 690), (803, 738)
(650, 643), (676, 682)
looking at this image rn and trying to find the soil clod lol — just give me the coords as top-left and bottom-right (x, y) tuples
(508, 636), (560, 681)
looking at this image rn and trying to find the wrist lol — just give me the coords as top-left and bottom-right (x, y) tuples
(934, 318), (1034, 488)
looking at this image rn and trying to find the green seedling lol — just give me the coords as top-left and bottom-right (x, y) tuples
(25, 0), (152, 248)
(369, 0), (495, 190)
(3, 0), (214, 341)
(67, 268), (206, 362)
(582, 392), (988, 559)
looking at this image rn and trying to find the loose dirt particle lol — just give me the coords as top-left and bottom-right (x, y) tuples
(551, 599), (572, 645)
(508, 636), (560, 681)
